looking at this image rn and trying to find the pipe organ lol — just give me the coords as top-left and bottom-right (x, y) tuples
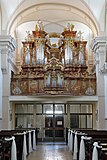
(11, 22), (96, 95)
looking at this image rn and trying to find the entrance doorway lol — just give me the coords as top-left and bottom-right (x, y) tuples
(14, 102), (94, 142)
(43, 104), (65, 142)
(45, 114), (64, 141)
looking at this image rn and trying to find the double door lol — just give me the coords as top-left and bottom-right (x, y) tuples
(44, 104), (65, 141)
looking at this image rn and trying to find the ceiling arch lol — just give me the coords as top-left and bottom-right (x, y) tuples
(7, 2), (99, 37)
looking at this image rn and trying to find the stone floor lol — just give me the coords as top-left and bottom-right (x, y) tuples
(27, 142), (73, 160)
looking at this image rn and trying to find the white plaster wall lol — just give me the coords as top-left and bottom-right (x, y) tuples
(92, 37), (106, 129)
(105, 75), (107, 120)
(104, 74), (107, 129)
(0, 0), (22, 32)
(0, 35), (16, 129)
(0, 49), (2, 128)
(0, 8), (1, 34)
(86, 0), (105, 33)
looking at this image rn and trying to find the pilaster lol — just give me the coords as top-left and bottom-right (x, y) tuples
(0, 48), (2, 128)
(92, 36), (107, 129)
(0, 35), (16, 129)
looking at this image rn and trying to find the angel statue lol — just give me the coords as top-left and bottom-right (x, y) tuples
(77, 31), (84, 40)
(37, 19), (44, 31)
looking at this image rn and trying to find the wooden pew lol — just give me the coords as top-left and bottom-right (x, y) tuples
(0, 137), (13, 160)
(67, 129), (107, 160)
(0, 130), (23, 160)
(99, 143), (107, 160)
(77, 130), (107, 160)
(0, 129), (32, 160)
(101, 151), (107, 160)
(0, 129), (36, 160)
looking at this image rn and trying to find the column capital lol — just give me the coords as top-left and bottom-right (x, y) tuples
(92, 36), (107, 71)
(0, 35), (16, 73)
(0, 35), (16, 51)
(91, 36), (106, 53)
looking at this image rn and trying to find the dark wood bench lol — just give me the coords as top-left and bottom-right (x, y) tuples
(78, 130), (107, 160)
(0, 129), (36, 160)
(67, 129), (107, 160)
(0, 130), (23, 160)
(0, 137), (12, 160)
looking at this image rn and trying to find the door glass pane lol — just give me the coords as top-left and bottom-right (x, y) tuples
(45, 115), (53, 128)
(70, 104), (80, 113)
(36, 115), (43, 128)
(15, 104), (27, 113)
(45, 115), (53, 138)
(80, 115), (92, 128)
(45, 130), (53, 137)
(55, 130), (64, 137)
(55, 104), (65, 114)
(87, 115), (92, 128)
(80, 115), (86, 128)
(81, 104), (92, 113)
(55, 115), (64, 127)
(15, 115), (33, 128)
(15, 104), (33, 113)
(43, 104), (53, 114)
(27, 104), (34, 113)
(36, 104), (42, 113)
(70, 115), (79, 128)
(36, 115), (44, 139)
(55, 115), (64, 138)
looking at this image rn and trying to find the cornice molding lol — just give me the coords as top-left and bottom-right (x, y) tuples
(92, 36), (106, 53)
(0, 35), (16, 72)
(0, 35), (16, 52)
(9, 95), (98, 103)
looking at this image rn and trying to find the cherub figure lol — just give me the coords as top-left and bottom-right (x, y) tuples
(71, 24), (75, 31)
(66, 23), (71, 31)
(25, 31), (32, 41)
(77, 31), (84, 40)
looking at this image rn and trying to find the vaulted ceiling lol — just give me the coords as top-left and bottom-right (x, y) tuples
(0, 0), (106, 61)
(1, 0), (105, 35)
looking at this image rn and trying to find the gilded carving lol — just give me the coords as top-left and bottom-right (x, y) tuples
(11, 22), (96, 96)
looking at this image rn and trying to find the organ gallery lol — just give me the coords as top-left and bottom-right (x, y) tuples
(11, 21), (96, 96)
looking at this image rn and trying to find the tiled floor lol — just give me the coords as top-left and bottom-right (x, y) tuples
(27, 142), (73, 160)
